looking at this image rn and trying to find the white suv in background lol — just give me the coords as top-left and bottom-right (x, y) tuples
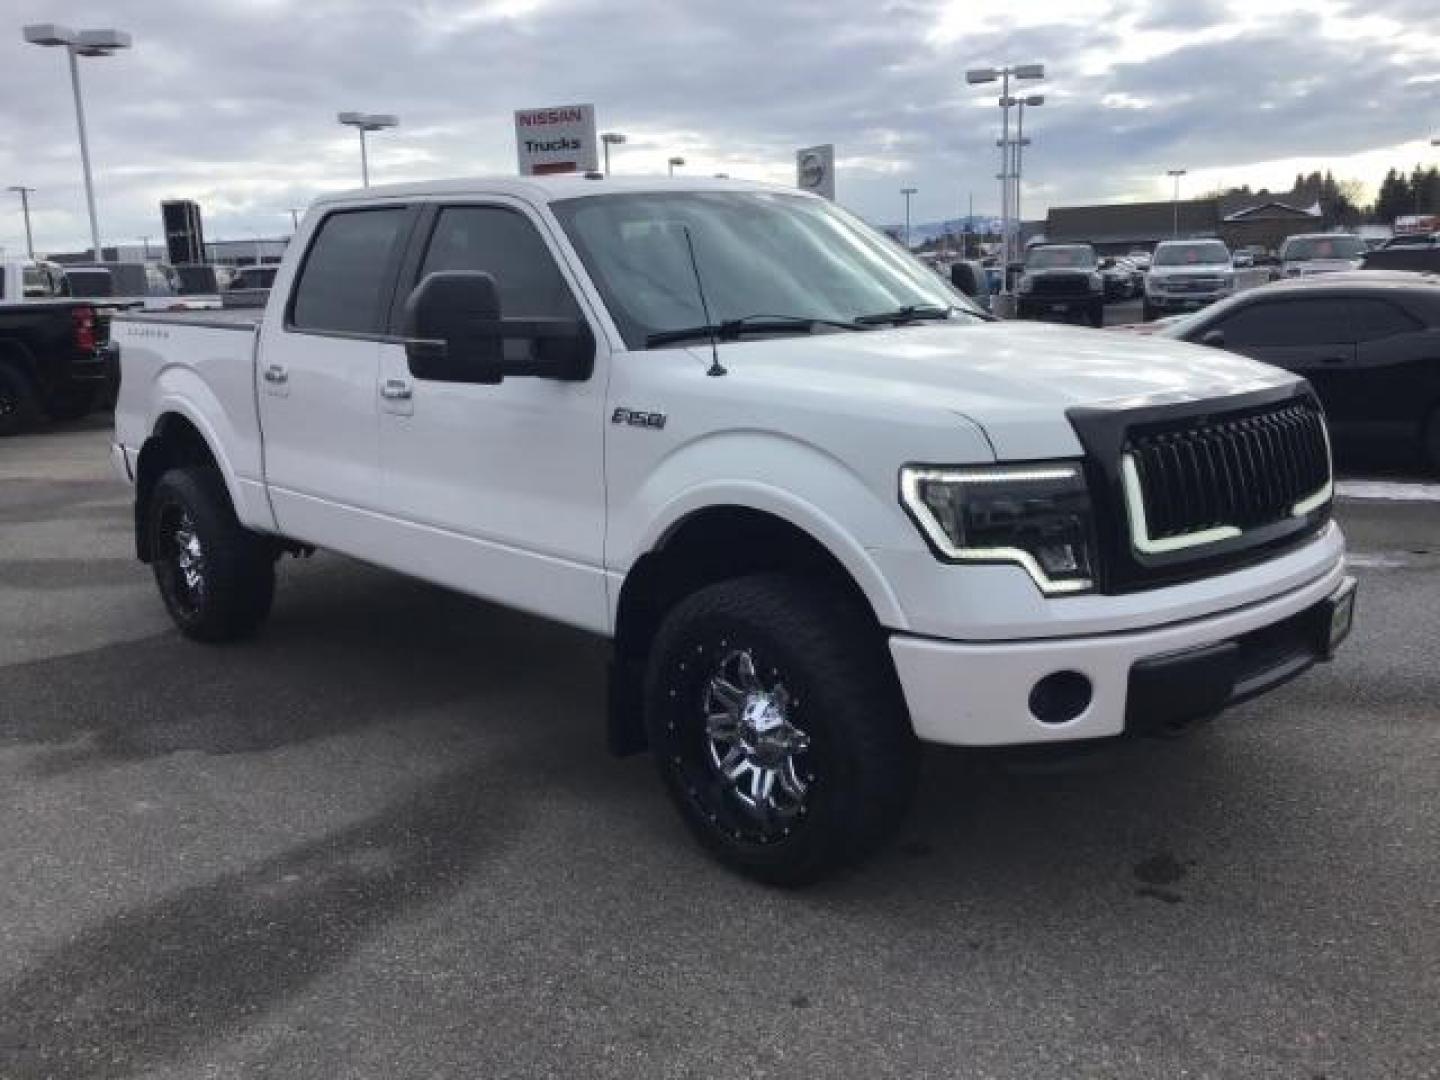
(1143, 239), (1235, 321)
(1277, 233), (1366, 278)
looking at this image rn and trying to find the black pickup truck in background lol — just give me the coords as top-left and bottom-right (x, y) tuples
(0, 300), (118, 436)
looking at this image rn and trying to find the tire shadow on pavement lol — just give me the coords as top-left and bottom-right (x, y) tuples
(0, 560), (608, 777)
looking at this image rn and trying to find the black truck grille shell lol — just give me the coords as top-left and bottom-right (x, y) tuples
(1126, 400), (1330, 541)
(1067, 386), (1333, 593)
(1030, 273), (1091, 296)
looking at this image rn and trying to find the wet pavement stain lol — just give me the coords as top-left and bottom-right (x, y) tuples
(1133, 851), (1189, 904)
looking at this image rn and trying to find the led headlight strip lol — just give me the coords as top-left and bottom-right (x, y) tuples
(899, 464), (1094, 595)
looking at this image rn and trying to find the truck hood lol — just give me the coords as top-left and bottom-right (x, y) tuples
(703, 319), (1298, 460)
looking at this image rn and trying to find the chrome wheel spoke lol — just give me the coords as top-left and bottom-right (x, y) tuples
(722, 750), (750, 780)
(705, 712), (739, 741)
(708, 676), (745, 712)
(751, 767), (776, 804)
(736, 651), (762, 692)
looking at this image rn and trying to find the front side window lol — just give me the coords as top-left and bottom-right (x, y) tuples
(290, 208), (409, 334)
(417, 205), (582, 364)
(1216, 299), (1352, 347)
(551, 191), (981, 350)
(419, 206), (580, 320)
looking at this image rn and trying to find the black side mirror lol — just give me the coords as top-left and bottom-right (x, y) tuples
(403, 270), (594, 385)
(950, 262), (981, 297)
(1200, 329), (1226, 349)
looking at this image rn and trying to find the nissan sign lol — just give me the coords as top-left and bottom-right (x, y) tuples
(796, 144), (835, 200)
(515, 104), (599, 176)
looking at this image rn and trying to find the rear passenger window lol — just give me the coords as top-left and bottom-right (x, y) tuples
(1343, 299), (1421, 342)
(290, 208), (408, 335)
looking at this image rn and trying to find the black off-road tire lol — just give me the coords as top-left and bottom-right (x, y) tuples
(643, 574), (918, 886)
(147, 466), (275, 643)
(0, 364), (40, 437)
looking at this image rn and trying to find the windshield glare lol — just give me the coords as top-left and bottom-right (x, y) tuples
(1154, 241), (1231, 267)
(551, 191), (980, 349)
(1283, 235), (1364, 261)
(1026, 245), (1096, 269)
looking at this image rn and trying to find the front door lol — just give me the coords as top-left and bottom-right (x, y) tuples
(376, 201), (609, 633)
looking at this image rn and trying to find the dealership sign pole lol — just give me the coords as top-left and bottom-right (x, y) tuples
(515, 104), (600, 176)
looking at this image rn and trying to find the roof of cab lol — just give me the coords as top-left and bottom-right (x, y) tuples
(312, 173), (802, 207)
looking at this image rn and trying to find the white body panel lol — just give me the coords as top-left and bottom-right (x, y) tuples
(112, 175), (1348, 748)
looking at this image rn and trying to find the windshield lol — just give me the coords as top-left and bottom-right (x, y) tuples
(1026, 245), (1096, 269)
(550, 191), (981, 350)
(1282, 235), (1364, 261)
(1154, 241), (1230, 267)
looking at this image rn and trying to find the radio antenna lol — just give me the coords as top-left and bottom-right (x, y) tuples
(680, 225), (726, 377)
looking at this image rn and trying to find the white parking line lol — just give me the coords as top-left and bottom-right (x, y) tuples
(1346, 552), (1417, 569)
(1336, 480), (1440, 503)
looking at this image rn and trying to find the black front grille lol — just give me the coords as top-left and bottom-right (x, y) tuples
(1031, 273), (1090, 296)
(1067, 386), (1334, 593)
(1126, 400), (1330, 541)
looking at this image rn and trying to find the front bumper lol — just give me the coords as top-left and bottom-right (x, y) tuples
(1146, 290), (1230, 312)
(889, 561), (1353, 746)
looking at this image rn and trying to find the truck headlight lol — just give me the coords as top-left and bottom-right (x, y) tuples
(1018, 275), (1034, 294)
(1145, 277), (1164, 295)
(899, 463), (1097, 595)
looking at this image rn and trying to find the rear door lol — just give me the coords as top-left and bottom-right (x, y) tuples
(256, 204), (415, 551)
(374, 200), (609, 632)
(1346, 296), (1436, 438)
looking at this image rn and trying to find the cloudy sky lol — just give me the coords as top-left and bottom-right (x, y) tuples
(1, 0), (1437, 254)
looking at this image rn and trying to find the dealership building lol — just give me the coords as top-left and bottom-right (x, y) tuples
(1044, 189), (1328, 254)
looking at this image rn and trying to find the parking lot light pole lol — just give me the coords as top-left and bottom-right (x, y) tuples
(668, 156), (685, 177)
(286, 208), (302, 231)
(966, 63), (1044, 291)
(23, 24), (131, 261)
(7, 186), (36, 258)
(901, 187), (918, 248)
(601, 132), (627, 177)
(337, 112), (399, 188)
(1011, 94), (1043, 256)
(1167, 168), (1187, 237)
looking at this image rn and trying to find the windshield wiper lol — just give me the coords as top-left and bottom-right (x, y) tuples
(645, 314), (868, 348)
(853, 304), (956, 326)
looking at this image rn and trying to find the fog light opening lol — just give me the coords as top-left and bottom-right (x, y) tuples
(1029, 671), (1093, 725)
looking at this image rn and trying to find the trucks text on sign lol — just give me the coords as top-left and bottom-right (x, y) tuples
(515, 104), (599, 176)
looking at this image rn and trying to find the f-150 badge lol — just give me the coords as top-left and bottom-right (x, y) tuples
(612, 407), (667, 430)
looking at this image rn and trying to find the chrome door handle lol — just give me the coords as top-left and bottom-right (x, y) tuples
(262, 364), (288, 384)
(380, 379), (413, 401)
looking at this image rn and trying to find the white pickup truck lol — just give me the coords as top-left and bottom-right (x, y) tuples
(112, 176), (1355, 883)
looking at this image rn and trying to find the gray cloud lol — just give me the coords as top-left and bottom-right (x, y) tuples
(0, 0), (1434, 254)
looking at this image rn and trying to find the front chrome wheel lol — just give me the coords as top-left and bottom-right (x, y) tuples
(702, 649), (813, 822)
(158, 504), (208, 616)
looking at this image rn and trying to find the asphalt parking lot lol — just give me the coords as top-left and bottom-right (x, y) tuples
(2, 417), (1437, 1079)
